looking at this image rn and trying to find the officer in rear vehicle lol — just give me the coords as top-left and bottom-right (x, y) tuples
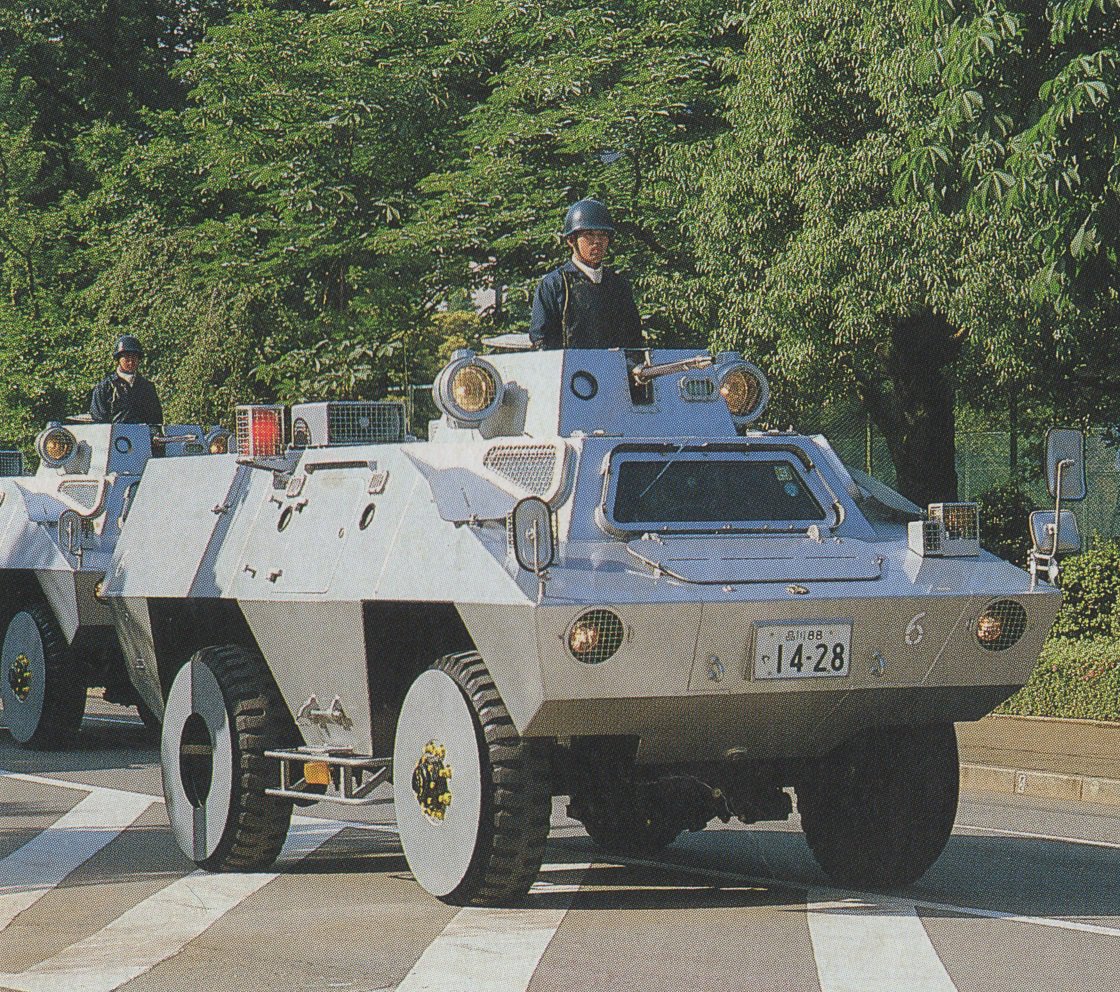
(89, 335), (164, 425)
(529, 199), (644, 350)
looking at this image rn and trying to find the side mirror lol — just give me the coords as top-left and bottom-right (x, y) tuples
(509, 496), (555, 573)
(1046, 428), (1086, 502)
(1029, 510), (1081, 557)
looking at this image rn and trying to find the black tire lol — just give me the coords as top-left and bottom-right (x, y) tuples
(796, 722), (959, 889)
(161, 644), (294, 871)
(0, 600), (86, 749)
(393, 651), (551, 906)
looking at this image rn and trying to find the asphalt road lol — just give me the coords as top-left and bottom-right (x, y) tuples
(1, 708), (1118, 992)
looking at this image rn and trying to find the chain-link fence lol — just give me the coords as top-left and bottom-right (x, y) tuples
(822, 417), (1120, 542)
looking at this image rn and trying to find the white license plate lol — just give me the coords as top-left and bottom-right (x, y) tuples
(753, 622), (851, 680)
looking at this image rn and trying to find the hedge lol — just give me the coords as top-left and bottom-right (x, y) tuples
(995, 637), (1120, 722)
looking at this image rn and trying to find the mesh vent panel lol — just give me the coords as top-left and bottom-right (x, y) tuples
(484, 444), (558, 496)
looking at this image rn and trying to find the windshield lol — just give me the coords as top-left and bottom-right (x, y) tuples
(612, 456), (826, 526)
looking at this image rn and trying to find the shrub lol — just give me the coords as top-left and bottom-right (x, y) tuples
(976, 480), (1035, 566)
(1049, 539), (1120, 640)
(996, 637), (1120, 721)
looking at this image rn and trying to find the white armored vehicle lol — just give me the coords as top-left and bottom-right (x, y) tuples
(102, 349), (1072, 903)
(0, 421), (229, 747)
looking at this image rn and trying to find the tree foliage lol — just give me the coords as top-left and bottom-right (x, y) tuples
(0, 0), (1116, 501)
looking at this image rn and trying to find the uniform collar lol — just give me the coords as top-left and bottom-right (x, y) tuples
(116, 369), (137, 385)
(568, 254), (604, 284)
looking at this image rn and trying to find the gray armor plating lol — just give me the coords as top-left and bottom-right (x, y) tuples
(100, 350), (1058, 763)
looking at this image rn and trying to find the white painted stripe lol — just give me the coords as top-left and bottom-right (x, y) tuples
(613, 851), (1120, 940)
(0, 770), (154, 797)
(394, 863), (589, 992)
(0, 790), (156, 931)
(0, 819), (345, 992)
(807, 891), (957, 992)
(957, 821), (1120, 851)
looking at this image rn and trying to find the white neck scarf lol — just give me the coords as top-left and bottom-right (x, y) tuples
(570, 254), (603, 284)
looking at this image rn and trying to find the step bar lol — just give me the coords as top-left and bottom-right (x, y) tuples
(264, 748), (392, 806)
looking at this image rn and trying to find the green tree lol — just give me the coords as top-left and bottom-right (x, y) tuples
(76, 0), (464, 416)
(384, 0), (732, 344)
(899, 0), (1120, 421)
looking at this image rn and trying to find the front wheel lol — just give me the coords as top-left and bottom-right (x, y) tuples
(0, 601), (86, 749)
(161, 644), (294, 871)
(393, 652), (551, 906)
(795, 722), (959, 889)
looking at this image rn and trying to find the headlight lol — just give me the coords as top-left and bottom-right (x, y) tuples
(37, 427), (77, 468)
(433, 351), (504, 426)
(566, 609), (625, 664)
(451, 365), (497, 414)
(715, 358), (769, 423)
(975, 600), (1027, 652)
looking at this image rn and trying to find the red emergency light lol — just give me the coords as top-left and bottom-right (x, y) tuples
(235, 405), (286, 458)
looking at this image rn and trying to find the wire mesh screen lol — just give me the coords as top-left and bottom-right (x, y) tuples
(58, 479), (103, 512)
(0, 451), (24, 476)
(484, 444), (559, 496)
(976, 599), (1028, 652)
(327, 402), (405, 444)
(930, 503), (980, 542)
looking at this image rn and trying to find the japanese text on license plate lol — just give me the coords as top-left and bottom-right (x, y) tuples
(753, 622), (851, 680)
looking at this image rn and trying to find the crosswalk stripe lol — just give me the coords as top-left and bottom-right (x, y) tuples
(0, 819), (345, 992)
(394, 863), (590, 992)
(807, 890), (958, 992)
(0, 789), (156, 932)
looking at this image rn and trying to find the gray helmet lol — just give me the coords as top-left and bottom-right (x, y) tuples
(562, 198), (615, 237)
(114, 334), (144, 358)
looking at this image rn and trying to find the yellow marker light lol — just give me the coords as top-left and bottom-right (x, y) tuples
(303, 761), (331, 786)
(719, 368), (759, 418)
(976, 613), (1003, 644)
(568, 621), (601, 656)
(39, 427), (77, 466)
(451, 365), (496, 415)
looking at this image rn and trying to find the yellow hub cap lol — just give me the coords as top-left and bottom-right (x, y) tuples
(7, 653), (33, 702)
(411, 741), (453, 821)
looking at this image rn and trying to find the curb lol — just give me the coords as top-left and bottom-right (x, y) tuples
(960, 762), (1120, 808)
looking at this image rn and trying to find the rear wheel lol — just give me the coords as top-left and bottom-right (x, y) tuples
(393, 652), (551, 905)
(0, 601), (86, 749)
(796, 722), (959, 888)
(161, 644), (294, 871)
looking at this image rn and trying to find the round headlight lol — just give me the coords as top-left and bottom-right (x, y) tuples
(433, 351), (504, 426)
(975, 600), (1027, 652)
(717, 360), (769, 423)
(451, 365), (497, 415)
(38, 427), (77, 468)
(566, 609), (625, 664)
(207, 432), (230, 455)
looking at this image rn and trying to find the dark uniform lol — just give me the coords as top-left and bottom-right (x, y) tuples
(89, 372), (164, 424)
(529, 261), (644, 350)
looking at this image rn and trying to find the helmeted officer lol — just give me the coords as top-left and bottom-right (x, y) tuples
(529, 199), (644, 350)
(89, 335), (164, 425)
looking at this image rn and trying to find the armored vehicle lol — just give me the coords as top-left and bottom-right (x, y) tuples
(0, 421), (229, 747)
(102, 349), (1069, 904)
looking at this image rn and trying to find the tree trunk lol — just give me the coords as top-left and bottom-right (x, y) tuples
(862, 311), (963, 507)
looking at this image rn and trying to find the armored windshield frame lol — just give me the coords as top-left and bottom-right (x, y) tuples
(598, 441), (837, 536)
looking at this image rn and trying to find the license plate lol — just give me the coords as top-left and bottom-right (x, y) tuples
(753, 622), (851, 680)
